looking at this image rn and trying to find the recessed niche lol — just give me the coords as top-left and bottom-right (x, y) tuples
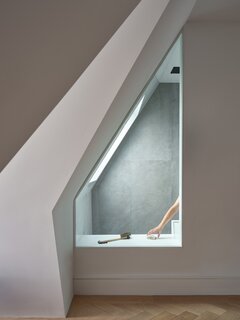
(74, 35), (182, 247)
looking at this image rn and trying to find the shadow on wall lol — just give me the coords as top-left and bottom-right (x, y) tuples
(75, 83), (179, 235)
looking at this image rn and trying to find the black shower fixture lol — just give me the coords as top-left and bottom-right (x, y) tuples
(171, 66), (180, 74)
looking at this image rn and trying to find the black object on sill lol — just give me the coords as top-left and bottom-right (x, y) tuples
(98, 232), (131, 244)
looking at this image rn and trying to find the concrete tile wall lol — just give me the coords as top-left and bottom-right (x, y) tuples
(76, 184), (93, 235)
(92, 83), (179, 234)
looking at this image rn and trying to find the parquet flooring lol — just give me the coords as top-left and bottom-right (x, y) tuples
(68, 296), (240, 320)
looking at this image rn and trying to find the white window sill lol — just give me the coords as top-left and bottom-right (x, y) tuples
(76, 220), (181, 248)
(76, 233), (181, 248)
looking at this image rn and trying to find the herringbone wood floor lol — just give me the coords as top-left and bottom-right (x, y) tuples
(68, 296), (240, 320)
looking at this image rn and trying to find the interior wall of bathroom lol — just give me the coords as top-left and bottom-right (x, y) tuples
(75, 185), (93, 235)
(92, 83), (179, 235)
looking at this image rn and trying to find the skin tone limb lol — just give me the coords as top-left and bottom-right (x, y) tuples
(147, 197), (179, 237)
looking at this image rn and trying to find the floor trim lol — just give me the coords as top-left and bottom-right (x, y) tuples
(74, 276), (240, 295)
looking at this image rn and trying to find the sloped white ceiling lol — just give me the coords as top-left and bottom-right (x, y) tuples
(0, 0), (140, 172)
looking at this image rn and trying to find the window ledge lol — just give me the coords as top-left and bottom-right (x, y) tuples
(76, 233), (181, 248)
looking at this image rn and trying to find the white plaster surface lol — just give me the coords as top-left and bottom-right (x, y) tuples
(53, 0), (196, 309)
(0, 0), (170, 316)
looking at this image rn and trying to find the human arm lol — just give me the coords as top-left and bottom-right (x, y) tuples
(147, 197), (179, 237)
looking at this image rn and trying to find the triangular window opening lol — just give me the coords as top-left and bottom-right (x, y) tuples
(75, 35), (182, 247)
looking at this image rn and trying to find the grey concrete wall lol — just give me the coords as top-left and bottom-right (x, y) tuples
(75, 185), (93, 235)
(92, 83), (179, 234)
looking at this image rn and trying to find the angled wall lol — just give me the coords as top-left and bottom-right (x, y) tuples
(53, 0), (172, 313)
(0, 0), (173, 316)
(43, 0), (196, 295)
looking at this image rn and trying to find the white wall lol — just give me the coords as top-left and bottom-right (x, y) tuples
(74, 22), (240, 294)
(0, 0), (174, 317)
(183, 21), (240, 278)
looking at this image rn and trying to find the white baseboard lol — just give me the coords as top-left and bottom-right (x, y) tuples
(74, 275), (240, 295)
